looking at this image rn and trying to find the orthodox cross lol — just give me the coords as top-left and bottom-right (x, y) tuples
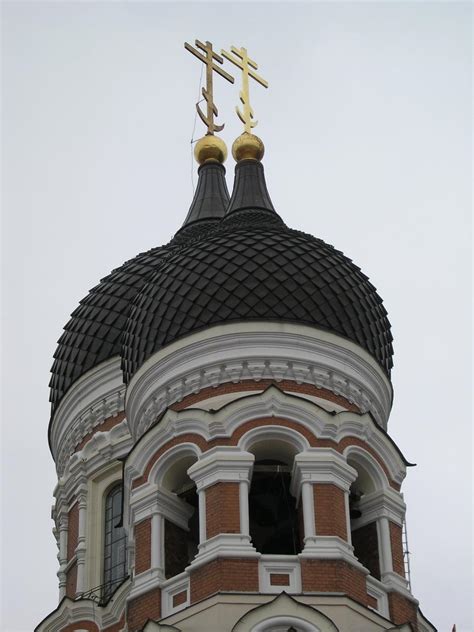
(221, 45), (268, 133)
(184, 39), (234, 134)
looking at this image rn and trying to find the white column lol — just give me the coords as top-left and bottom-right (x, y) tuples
(186, 449), (256, 564)
(377, 516), (393, 576)
(239, 480), (250, 536)
(198, 489), (206, 544)
(344, 490), (352, 545)
(57, 513), (68, 599)
(301, 481), (315, 540)
(151, 512), (164, 576)
(75, 490), (88, 595)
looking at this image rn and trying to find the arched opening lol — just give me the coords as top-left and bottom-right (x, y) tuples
(161, 454), (199, 578)
(347, 456), (382, 580)
(103, 483), (127, 600)
(248, 439), (302, 555)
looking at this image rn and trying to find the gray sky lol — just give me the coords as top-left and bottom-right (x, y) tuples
(1, 2), (472, 631)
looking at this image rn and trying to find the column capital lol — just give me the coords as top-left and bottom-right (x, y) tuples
(354, 488), (406, 528)
(187, 448), (255, 491)
(291, 448), (357, 496)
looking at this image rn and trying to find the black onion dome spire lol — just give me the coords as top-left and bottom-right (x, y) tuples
(122, 156), (393, 383)
(171, 162), (229, 244)
(49, 162), (228, 415)
(226, 159), (275, 215)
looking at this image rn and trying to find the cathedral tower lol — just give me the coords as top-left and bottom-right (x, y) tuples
(37, 42), (436, 632)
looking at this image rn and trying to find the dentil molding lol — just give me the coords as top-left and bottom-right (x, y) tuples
(126, 322), (393, 442)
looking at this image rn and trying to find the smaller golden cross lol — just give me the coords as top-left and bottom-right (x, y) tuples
(185, 39), (234, 134)
(221, 46), (268, 133)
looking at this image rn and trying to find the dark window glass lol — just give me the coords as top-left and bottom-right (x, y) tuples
(103, 484), (127, 600)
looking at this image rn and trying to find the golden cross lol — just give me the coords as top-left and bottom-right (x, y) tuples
(221, 46), (268, 133)
(185, 39), (234, 134)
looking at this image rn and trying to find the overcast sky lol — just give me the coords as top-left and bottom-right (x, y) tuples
(1, 2), (472, 631)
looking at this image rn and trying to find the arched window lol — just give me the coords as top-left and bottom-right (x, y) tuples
(103, 484), (127, 600)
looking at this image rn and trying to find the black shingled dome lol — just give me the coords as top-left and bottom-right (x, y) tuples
(50, 158), (393, 416)
(49, 163), (229, 412)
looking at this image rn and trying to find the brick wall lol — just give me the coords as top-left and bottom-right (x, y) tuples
(388, 591), (418, 630)
(351, 521), (381, 580)
(314, 484), (347, 540)
(205, 482), (240, 538)
(301, 558), (370, 607)
(134, 518), (151, 575)
(67, 502), (79, 561)
(127, 587), (161, 632)
(65, 561), (77, 599)
(190, 558), (259, 603)
(389, 521), (405, 577)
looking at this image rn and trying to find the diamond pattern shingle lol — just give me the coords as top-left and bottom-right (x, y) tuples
(50, 159), (393, 418)
(122, 208), (393, 383)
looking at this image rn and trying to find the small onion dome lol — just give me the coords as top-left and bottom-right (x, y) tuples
(121, 157), (393, 383)
(49, 162), (230, 415)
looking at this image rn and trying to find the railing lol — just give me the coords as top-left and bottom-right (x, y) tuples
(402, 518), (412, 590)
(76, 576), (129, 606)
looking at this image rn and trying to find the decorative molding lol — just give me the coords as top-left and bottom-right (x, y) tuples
(366, 575), (390, 618)
(35, 578), (129, 632)
(299, 535), (368, 574)
(125, 323), (393, 440)
(130, 485), (193, 531)
(291, 449), (358, 496)
(382, 571), (416, 601)
(124, 387), (406, 493)
(50, 357), (126, 475)
(351, 488), (406, 529)
(128, 567), (162, 601)
(189, 533), (259, 569)
(232, 592), (339, 632)
(54, 420), (131, 511)
(258, 556), (302, 594)
(187, 448), (255, 491)
(161, 572), (190, 618)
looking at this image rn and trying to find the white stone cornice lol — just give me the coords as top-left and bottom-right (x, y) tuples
(298, 535), (368, 574)
(57, 420), (132, 498)
(124, 387), (407, 493)
(187, 448), (255, 491)
(35, 578), (130, 632)
(128, 567), (163, 601)
(50, 356), (126, 476)
(290, 449), (358, 496)
(351, 488), (406, 529)
(129, 485), (193, 530)
(125, 323), (393, 441)
(382, 571), (416, 601)
(190, 533), (259, 569)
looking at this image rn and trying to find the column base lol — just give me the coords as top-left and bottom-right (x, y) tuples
(190, 533), (259, 569)
(381, 571), (415, 600)
(300, 535), (368, 574)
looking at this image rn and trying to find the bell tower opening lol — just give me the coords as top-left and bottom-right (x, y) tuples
(348, 457), (381, 580)
(248, 439), (302, 555)
(161, 454), (199, 578)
